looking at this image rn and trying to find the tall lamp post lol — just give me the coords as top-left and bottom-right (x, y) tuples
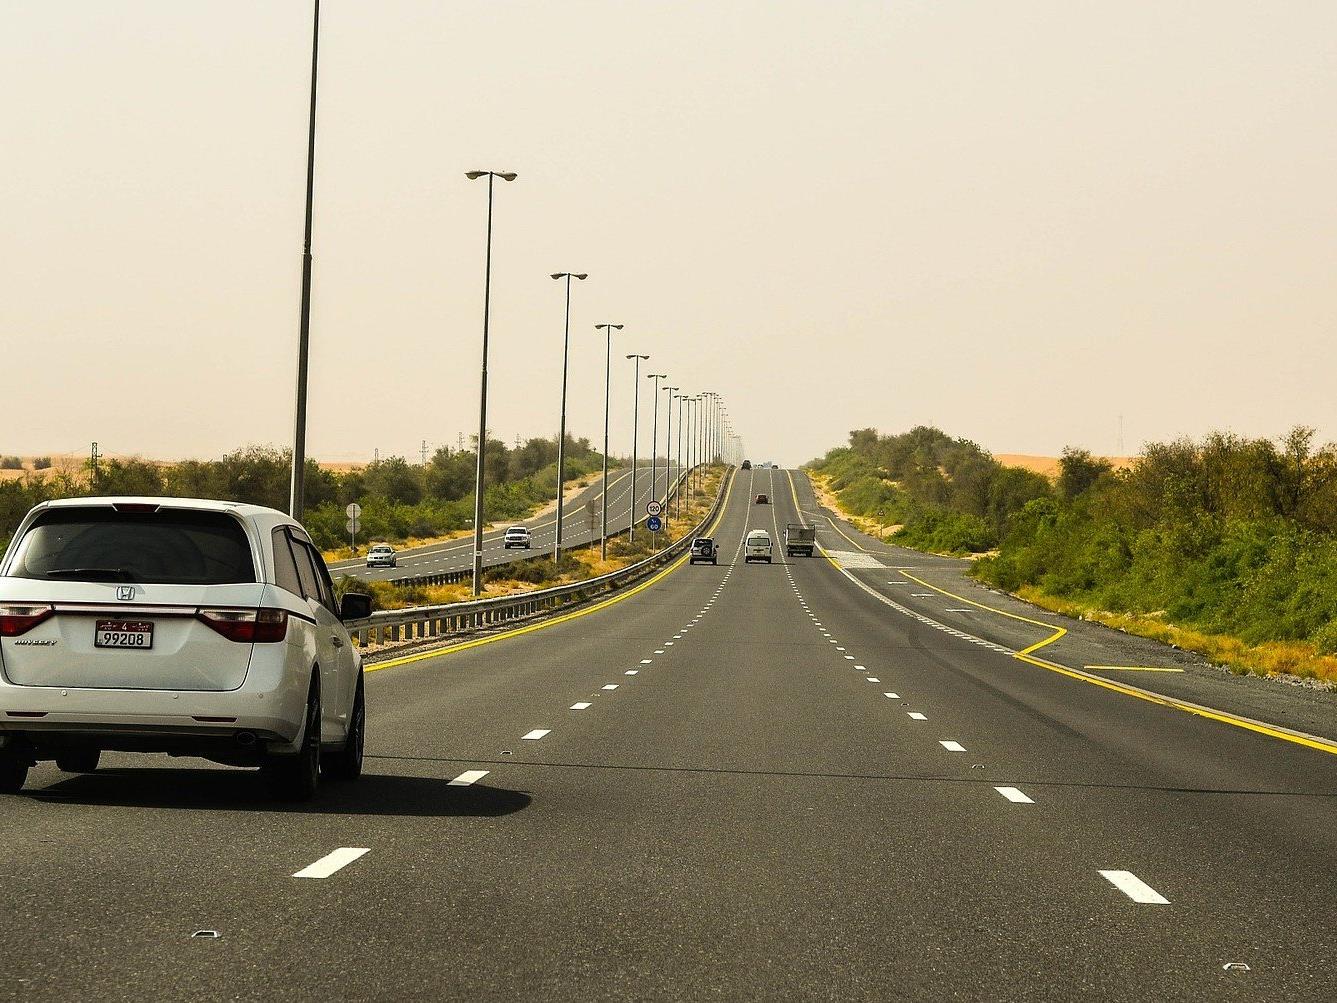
(288, 0), (322, 519)
(673, 392), (687, 518)
(625, 354), (649, 541)
(595, 323), (623, 559)
(550, 272), (588, 562)
(465, 169), (518, 595)
(647, 372), (666, 506)
(662, 385), (679, 519)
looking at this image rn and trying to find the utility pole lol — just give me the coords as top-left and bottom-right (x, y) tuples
(90, 441), (101, 491)
(420, 440), (428, 466)
(457, 431), (464, 453)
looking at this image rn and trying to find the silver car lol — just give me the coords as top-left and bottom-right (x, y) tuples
(365, 543), (397, 568)
(0, 497), (370, 801)
(503, 526), (532, 549)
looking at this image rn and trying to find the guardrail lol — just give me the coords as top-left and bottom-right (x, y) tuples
(346, 465), (731, 649)
(387, 467), (694, 589)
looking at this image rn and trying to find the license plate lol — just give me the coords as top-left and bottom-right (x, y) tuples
(95, 620), (154, 649)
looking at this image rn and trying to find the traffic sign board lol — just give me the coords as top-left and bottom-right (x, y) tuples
(646, 515), (663, 533)
(646, 500), (663, 517)
(345, 517), (361, 534)
(345, 502), (362, 519)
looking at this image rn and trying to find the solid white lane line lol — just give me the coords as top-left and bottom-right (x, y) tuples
(522, 729), (551, 740)
(448, 769), (491, 786)
(940, 740), (966, 752)
(883, 692), (900, 699)
(995, 786), (1033, 803)
(908, 712), (927, 720)
(945, 608), (973, 613)
(293, 847), (371, 879)
(1099, 870), (1170, 904)
(602, 684), (619, 690)
(570, 702), (592, 710)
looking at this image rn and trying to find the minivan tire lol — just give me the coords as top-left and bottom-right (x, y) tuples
(0, 749), (29, 795)
(264, 678), (321, 802)
(323, 673), (364, 782)
(56, 749), (100, 774)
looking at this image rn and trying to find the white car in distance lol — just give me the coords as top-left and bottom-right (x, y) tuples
(744, 529), (774, 564)
(504, 526), (532, 550)
(365, 543), (396, 568)
(0, 497), (371, 801)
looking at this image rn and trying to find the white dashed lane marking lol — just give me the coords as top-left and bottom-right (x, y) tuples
(940, 740), (966, 752)
(1099, 870), (1170, 905)
(994, 786), (1033, 803)
(292, 847), (371, 879)
(883, 692), (899, 699)
(908, 712), (927, 720)
(521, 729), (551, 740)
(448, 769), (491, 786)
(570, 702), (592, 710)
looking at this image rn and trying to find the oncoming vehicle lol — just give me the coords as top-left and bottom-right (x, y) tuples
(754, 493), (769, 505)
(741, 459), (752, 470)
(504, 526), (532, 549)
(365, 543), (396, 568)
(689, 538), (718, 565)
(744, 529), (774, 564)
(0, 497), (372, 801)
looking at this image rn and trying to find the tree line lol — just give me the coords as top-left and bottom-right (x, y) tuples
(807, 425), (1337, 658)
(0, 435), (607, 551)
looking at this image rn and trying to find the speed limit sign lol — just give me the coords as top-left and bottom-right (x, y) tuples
(646, 500), (663, 517)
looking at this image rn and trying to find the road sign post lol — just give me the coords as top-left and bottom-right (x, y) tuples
(346, 502), (362, 554)
(646, 515), (662, 533)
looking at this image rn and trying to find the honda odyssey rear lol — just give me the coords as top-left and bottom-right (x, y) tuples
(0, 498), (370, 801)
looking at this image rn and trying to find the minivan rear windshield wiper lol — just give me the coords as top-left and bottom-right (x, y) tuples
(44, 567), (134, 582)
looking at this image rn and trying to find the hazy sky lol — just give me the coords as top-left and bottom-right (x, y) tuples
(4, 1), (1335, 467)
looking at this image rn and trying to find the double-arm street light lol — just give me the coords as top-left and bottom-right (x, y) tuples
(465, 169), (517, 595)
(625, 354), (649, 542)
(673, 392), (687, 519)
(288, 0), (322, 519)
(646, 372), (667, 510)
(595, 323), (624, 560)
(550, 272), (588, 562)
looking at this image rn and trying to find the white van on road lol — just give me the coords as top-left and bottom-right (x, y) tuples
(0, 497), (371, 801)
(744, 529), (774, 564)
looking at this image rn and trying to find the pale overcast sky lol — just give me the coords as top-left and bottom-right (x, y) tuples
(3, 1), (1334, 466)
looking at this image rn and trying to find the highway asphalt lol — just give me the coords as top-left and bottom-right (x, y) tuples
(330, 463), (684, 583)
(3, 467), (1334, 999)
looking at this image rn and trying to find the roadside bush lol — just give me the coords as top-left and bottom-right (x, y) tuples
(0, 457), (22, 470)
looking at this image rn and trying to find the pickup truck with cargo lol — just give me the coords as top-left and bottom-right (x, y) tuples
(785, 524), (816, 557)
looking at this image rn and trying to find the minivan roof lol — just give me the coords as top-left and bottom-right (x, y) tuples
(35, 496), (285, 520)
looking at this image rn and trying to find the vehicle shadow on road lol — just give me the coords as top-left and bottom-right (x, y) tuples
(29, 769), (531, 818)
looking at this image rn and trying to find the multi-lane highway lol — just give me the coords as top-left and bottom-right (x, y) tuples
(3, 466), (1335, 999)
(331, 463), (683, 582)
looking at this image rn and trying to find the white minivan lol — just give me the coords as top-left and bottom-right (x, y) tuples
(0, 497), (371, 801)
(744, 529), (774, 564)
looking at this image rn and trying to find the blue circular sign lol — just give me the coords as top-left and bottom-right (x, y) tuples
(646, 515), (663, 532)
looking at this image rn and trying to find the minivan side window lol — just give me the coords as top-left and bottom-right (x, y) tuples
(271, 528), (303, 597)
(287, 532), (322, 605)
(303, 542), (338, 612)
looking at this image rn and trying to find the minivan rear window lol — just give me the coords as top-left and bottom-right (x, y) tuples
(8, 509), (256, 585)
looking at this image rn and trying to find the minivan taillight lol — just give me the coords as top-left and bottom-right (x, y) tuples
(0, 604), (55, 637)
(197, 608), (289, 643)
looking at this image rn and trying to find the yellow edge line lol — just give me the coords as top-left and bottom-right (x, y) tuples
(790, 468), (869, 553)
(890, 572), (1337, 758)
(366, 468), (737, 674)
(1084, 665), (1185, 673)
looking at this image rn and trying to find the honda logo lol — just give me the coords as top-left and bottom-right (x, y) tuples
(116, 586), (136, 601)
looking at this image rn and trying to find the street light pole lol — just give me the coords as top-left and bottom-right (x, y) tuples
(625, 354), (649, 541)
(595, 323), (623, 560)
(288, 0), (321, 520)
(647, 373), (666, 507)
(674, 393), (686, 519)
(663, 385), (679, 520)
(465, 169), (517, 596)
(550, 272), (588, 562)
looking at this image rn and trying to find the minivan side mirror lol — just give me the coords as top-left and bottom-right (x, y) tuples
(339, 591), (373, 621)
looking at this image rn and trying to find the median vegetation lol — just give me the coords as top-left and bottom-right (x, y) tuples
(334, 466), (726, 614)
(0, 435), (608, 552)
(807, 426), (1337, 683)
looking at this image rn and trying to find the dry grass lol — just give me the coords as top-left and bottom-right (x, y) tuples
(1016, 586), (1337, 685)
(808, 472), (901, 540)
